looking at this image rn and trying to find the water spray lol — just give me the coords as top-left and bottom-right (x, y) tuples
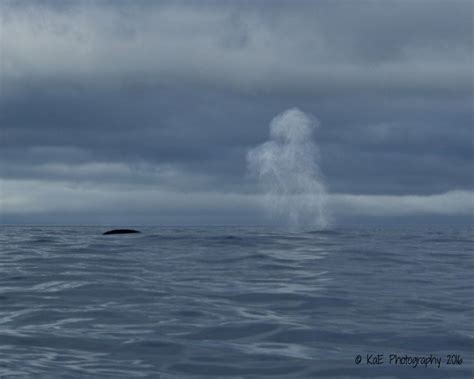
(247, 108), (330, 229)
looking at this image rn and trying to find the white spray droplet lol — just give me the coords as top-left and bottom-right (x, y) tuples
(247, 108), (331, 229)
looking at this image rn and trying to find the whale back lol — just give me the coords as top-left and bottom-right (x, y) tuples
(103, 229), (141, 235)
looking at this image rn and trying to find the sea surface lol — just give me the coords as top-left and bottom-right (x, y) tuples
(0, 226), (472, 378)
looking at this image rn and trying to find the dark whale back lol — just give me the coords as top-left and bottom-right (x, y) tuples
(103, 229), (141, 235)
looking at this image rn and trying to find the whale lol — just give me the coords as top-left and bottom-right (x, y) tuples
(103, 229), (141, 235)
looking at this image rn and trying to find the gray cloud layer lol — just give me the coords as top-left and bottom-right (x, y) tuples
(1, 0), (473, 225)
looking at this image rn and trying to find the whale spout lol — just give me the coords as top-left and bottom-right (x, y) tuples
(103, 229), (141, 235)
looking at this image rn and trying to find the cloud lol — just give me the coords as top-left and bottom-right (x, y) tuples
(0, 1), (472, 225)
(329, 190), (474, 217)
(2, 1), (472, 95)
(1, 177), (472, 225)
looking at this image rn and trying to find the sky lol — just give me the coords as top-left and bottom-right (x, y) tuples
(1, 0), (473, 227)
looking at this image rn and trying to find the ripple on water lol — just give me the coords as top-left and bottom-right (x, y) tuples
(0, 226), (472, 377)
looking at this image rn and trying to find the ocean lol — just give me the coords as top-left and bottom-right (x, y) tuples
(0, 226), (472, 378)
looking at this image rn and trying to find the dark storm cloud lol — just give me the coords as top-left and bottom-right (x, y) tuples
(2, 83), (471, 195)
(1, 0), (473, 223)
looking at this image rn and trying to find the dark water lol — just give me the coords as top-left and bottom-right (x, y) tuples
(0, 227), (472, 378)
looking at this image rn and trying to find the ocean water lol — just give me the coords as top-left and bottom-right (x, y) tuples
(0, 226), (472, 378)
